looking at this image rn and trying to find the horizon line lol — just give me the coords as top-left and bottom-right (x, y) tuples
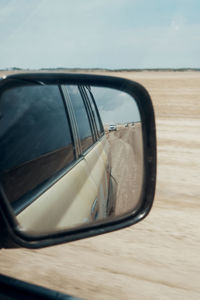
(1, 67), (200, 72)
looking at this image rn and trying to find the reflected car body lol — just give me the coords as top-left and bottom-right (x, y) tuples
(0, 83), (116, 234)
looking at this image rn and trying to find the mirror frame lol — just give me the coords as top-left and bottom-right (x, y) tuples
(0, 73), (156, 248)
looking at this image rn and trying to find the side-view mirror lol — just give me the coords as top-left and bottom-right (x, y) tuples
(0, 73), (156, 248)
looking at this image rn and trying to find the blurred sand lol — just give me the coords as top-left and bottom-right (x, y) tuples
(107, 124), (143, 215)
(0, 71), (200, 300)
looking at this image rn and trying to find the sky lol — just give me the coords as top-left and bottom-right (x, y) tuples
(92, 87), (140, 124)
(0, 0), (200, 69)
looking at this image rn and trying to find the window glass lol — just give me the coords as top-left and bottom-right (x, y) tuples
(67, 85), (93, 153)
(85, 87), (104, 136)
(0, 85), (75, 204)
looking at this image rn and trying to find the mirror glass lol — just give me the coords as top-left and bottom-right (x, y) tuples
(0, 82), (143, 235)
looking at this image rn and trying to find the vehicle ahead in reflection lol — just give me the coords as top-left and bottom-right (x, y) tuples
(0, 83), (116, 234)
(109, 124), (117, 131)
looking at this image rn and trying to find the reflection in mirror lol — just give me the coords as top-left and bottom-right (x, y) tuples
(92, 87), (143, 217)
(0, 83), (143, 235)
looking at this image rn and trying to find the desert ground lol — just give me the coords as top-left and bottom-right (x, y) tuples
(107, 124), (143, 216)
(0, 71), (200, 299)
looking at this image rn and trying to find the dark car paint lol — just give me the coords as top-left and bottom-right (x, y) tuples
(0, 274), (81, 300)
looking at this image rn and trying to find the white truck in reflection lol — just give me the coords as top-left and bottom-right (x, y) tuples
(109, 124), (117, 131)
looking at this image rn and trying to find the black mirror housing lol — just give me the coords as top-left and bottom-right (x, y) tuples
(0, 73), (156, 248)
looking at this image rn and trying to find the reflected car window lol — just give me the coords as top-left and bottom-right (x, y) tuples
(85, 87), (104, 137)
(0, 85), (75, 203)
(67, 85), (93, 153)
